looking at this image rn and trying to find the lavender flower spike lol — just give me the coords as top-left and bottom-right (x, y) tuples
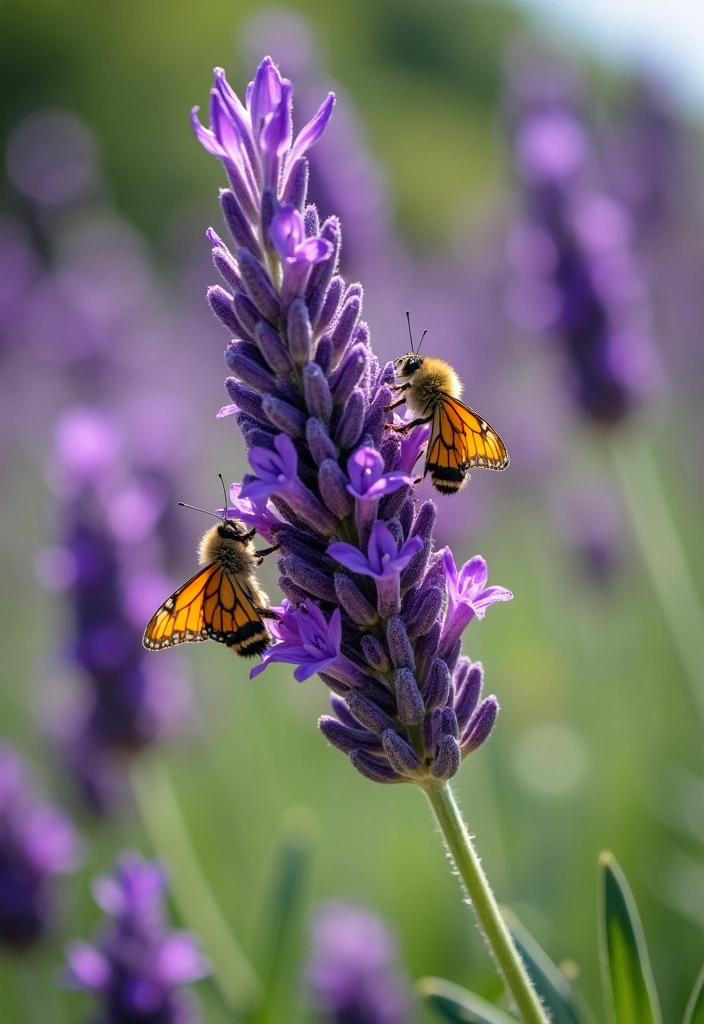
(306, 901), (413, 1024)
(194, 58), (512, 785)
(193, 55), (549, 1024)
(0, 745), (82, 949)
(65, 851), (209, 1023)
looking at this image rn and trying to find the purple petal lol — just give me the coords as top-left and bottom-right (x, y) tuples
(209, 89), (243, 163)
(369, 521), (398, 563)
(472, 586), (514, 617)
(458, 555), (488, 596)
(296, 600), (329, 647)
(328, 541), (372, 575)
(270, 203), (304, 260)
(347, 447), (383, 496)
(293, 654), (337, 682)
(216, 403), (239, 419)
(213, 68), (254, 150)
(24, 807), (82, 873)
(261, 80), (293, 157)
(190, 108), (225, 157)
(250, 57), (283, 138)
(362, 471), (413, 500)
(65, 942), (109, 990)
(442, 548), (459, 589)
(238, 478), (277, 508)
(228, 482), (280, 541)
(92, 876), (123, 915)
(247, 445), (283, 481)
(295, 236), (334, 266)
(156, 933), (211, 985)
(214, 68), (248, 117)
(274, 433), (299, 476)
(397, 422), (430, 473)
(289, 92), (336, 165)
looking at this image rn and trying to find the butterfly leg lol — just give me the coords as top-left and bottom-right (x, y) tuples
(384, 396), (406, 412)
(386, 414), (433, 434)
(255, 543), (281, 563)
(384, 383), (412, 412)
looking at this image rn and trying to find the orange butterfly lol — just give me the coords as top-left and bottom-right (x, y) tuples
(143, 505), (279, 657)
(388, 318), (509, 493)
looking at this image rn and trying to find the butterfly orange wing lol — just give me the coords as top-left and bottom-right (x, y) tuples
(425, 395), (509, 494)
(143, 562), (271, 657)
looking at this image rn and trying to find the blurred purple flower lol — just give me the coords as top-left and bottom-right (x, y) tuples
(45, 408), (194, 813)
(65, 851), (209, 1023)
(306, 901), (413, 1024)
(0, 746), (82, 949)
(6, 109), (98, 207)
(507, 58), (661, 425)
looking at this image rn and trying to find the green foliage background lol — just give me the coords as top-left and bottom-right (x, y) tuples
(0, 1), (702, 1021)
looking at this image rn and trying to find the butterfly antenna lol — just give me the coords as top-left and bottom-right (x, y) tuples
(406, 310), (415, 353)
(178, 502), (223, 521)
(218, 474), (229, 519)
(417, 329), (428, 355)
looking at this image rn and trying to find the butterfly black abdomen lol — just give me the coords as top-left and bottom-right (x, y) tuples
(205, 618), (270, 657)
(430, 465), (470, 494)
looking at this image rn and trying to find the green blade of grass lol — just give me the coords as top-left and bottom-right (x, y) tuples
(248, 807), (317, 1024)
(684, 966), (704, 1024)
(598, 851), (662, 1024)
(417, 977), (518, 1024)
(503, 908), (585, 1024)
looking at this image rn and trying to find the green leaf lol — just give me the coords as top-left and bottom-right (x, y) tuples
(417, 977), (518, 1024)
(248, 807), (317, 1024)
(502, 908), (585, 1024)
(598, 851), (662, 1024)
(684, 966), (704, 1024)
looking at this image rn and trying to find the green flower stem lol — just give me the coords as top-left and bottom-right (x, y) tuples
(609, 432), (704, 724)
(423, 781), (549, 1024)
(130, 756), (261, 1018)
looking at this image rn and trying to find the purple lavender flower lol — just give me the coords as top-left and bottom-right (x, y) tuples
(194, 58), (512, 784)
(270, 203), (333, 298)
(240, 433), (300, 507)
(226, 481), (282, 543)
(252, 600), (343, 682)
(0, 745), (82, 949)
(306, 901), (413, 1023)
(507, 58), (661, 425)
(346, 447), (413, 502)
(65, 851), (209, 1023)
(440, 552), (513, 658)
(329, 523), (422, 618)
(45, 408), (193, 812)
